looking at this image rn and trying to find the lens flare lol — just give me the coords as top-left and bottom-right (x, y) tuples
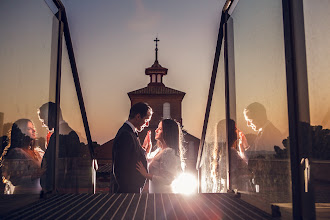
(171, 173), (197, 195)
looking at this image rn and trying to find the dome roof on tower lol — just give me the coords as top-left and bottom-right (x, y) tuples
(145, 60), (168, 75)
(128, 85), (185, 96)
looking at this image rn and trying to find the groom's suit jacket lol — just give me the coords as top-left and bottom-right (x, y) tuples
(112, 123), (147, 193)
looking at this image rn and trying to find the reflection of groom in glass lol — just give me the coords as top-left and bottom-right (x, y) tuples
(38, 102), (80, 194)
(244, 102), (283, 155)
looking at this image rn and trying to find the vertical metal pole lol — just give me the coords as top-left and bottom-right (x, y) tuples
(282, 0), (315, 219)
(54, 9), (64, 193)
(52, 0), (96, 193)
(224, 13), (231, 191)
(62, 13), (95, 160)
(196, 11), (226, 171)
(224, 14), (237, 192)
(62, 12), (96, 193)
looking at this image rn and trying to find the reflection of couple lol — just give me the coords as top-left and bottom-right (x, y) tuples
(1, 102), (81, 195)
(112, 102), (184, 193)
(213, 102), (285, 193)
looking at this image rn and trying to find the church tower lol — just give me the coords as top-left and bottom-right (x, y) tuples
(128, 38), (186, 142)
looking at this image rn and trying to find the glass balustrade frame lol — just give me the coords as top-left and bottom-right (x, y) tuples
(50, 0), (96, 193)
(197, 0), (317, 218)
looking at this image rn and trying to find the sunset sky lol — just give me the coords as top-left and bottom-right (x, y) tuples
(0, 0), (329, 145)
(60, 0), (227, 144)
(0, 0), (226, 144)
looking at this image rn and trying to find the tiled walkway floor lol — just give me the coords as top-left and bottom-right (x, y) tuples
(1, 193), (274, 220)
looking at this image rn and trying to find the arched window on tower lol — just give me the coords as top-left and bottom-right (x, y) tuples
(163, 102), (171, 119)
(152, 74), (156, 83)
(157, 74), (162, 83)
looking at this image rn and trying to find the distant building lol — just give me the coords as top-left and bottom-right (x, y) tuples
(96, 38), (200, 184)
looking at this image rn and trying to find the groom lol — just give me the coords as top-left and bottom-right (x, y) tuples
(112, 102), (153, 193)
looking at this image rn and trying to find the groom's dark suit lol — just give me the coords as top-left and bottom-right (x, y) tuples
(112, 123), (147, 193)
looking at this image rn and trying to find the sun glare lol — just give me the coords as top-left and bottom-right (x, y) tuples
(171, 173), (197, 195)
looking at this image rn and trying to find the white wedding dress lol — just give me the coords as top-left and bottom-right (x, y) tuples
(147, 147), (181, 193)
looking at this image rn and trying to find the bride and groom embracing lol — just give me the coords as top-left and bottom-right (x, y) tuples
(112, 102), (184, 193)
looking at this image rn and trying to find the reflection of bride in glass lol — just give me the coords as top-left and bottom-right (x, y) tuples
(212, 119), (252, 193)
(1, 119), (44, 194)
(136, 119), (185, 193)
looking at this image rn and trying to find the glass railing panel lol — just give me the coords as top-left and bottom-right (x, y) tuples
(303, 0), (330, 216)
(58, 37), (93, 193)
(200, 38), (226, 193)
(0, 0), (58, 194)
(230, 0), (292, 215)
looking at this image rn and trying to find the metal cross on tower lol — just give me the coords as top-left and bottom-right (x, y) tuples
(154, 37), (159, 62)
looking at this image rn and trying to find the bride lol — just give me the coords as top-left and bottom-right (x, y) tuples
(2, 119), (44, 194)
(136, 119), (184, 193)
